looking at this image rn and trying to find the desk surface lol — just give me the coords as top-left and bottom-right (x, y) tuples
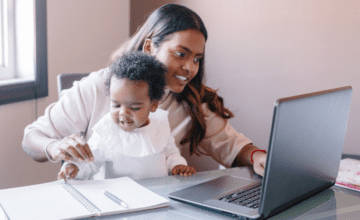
(81, 167), (360, 220)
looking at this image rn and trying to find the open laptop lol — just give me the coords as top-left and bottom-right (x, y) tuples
(168, 86), (353, 220)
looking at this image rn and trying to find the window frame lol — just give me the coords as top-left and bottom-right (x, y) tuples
(0, 0), (48, 105)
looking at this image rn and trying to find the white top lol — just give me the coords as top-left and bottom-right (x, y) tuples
(63, 109), (186, 180)
(24, 68), (252, 168)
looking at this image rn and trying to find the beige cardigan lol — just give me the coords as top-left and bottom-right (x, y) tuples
(24, 68), (252, 169)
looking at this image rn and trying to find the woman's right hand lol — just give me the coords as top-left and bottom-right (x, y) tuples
(57, 163), (79, 180)
(47, 134), (94, 163)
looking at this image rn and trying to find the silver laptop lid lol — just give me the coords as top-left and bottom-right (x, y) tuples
(259, 86), (353, 218)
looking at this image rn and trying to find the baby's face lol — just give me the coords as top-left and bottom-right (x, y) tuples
(109, 77), (158, 132)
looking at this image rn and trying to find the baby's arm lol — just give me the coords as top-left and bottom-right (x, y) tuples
(164, 135), (196, 176)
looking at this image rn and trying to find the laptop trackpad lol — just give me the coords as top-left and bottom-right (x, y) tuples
(169, 175), (259, 202)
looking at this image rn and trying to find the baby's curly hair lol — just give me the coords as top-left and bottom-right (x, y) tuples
(106, 51), (167, 101)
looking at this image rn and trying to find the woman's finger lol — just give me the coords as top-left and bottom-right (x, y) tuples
(73, 143), (91, 162)
(61, 138), (84, 162)
(71, 134), (86, 145)
(82, 143), (94, 162)
(55, 149), (72, 163)
(72, 135), (93, 162)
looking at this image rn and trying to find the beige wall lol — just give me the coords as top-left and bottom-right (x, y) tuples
(0, 0), (129, 189)
(130, 0), (169, 35)
(175, 0), (360, 155)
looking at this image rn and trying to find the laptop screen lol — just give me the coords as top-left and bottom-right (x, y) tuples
(259, 86), (352, 218)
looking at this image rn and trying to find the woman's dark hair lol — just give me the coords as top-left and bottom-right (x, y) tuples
(106, 51), (166, 101)
(111, 4), (234, 155)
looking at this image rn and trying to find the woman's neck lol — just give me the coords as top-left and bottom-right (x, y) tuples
(159, 89), (172, 103)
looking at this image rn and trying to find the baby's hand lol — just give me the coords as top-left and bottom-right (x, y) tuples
(57, 163), (79, 180)
(171, 165), (196, 177)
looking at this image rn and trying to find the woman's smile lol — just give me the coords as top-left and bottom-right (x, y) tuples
(174, 74), (189, 83)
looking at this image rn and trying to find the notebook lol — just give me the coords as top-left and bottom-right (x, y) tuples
(169, 86), (353, 219)
(335, 158), (360, 192)
(0, 176), (169, 220)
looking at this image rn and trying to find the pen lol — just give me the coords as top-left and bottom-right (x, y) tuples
(103, 190), (128, 209)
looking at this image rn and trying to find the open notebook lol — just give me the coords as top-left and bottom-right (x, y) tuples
(0, 176), (169, 220)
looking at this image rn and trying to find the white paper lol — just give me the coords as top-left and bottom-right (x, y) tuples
(0, 180), (92, 220)
(0, 177), (169, 220)
(69, 177), (169, 215)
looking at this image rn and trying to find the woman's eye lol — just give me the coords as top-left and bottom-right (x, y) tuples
(194, 57), (201, 62)
(176, 52), (185, 58)
(113, 105), (120, 108)
(131, 107), (140, 111)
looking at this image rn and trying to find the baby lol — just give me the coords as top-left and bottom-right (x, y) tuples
(58, 51), (196, 180)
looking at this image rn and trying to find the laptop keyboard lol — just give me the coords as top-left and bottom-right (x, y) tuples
(217, 183), (262, 209)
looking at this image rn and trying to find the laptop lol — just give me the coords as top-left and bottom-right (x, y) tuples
(168, 86), (353, 220)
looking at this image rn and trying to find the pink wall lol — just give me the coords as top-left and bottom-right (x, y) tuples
(173, 0), (360, 155)
(130, 0), (169, 35)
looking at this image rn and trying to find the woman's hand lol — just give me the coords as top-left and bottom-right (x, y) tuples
(171, 165), (196, 176)
(47, 134), (94, 163)
(252, 151), (267, 177)
(57, 163), (79, 180)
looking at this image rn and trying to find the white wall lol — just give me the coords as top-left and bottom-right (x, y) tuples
(176, 0), (360, 154)
(0, 0), (129, 189)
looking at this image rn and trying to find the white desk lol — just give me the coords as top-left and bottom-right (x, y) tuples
(80, 167), (360, 220)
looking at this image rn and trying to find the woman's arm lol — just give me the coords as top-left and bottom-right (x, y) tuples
(199, 103), (267, 176)
(232, 144), (267, 176)
(22, 130), (93, 163)
(22, 130), (58, 162)
(22, 68), (109, 163)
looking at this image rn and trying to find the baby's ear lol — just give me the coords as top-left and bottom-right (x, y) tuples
(150, 100), (159, 112)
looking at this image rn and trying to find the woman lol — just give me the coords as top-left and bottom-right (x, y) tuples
(22, 4), (267, 176)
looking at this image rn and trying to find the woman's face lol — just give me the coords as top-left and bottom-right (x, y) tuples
(144, 29), (206, 93)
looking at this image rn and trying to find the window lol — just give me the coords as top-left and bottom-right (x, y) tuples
(0, 0), (48, 105)
(0, 0), (16, 80)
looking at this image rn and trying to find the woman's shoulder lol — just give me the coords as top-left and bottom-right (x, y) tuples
(88, 67), (109, 78)
(70, 68), (110, 101)
(80, 68), (109, 88)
